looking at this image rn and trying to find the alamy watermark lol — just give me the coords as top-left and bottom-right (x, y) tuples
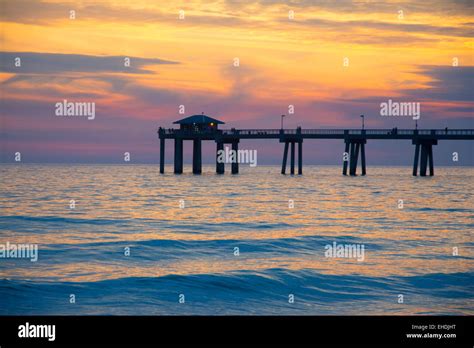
(18, 322), (55, 341)
(380, 99), (420, 120)
(0, 242), (38, 262)
(217, 146), (257, 167)
(324, 242), (365, 261)
(55, 99), (95, 120)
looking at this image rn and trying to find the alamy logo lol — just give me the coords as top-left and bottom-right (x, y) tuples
(324, 242), (365, 261)
(55, 99), (95, 120)
(18, 322), (55, 341)
(380, 99), (420, 120)
(217, 146), (257, 167)
(0, 242), (38, 262)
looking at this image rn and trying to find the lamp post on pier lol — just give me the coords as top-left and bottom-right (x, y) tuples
(281, 114), (286, 130)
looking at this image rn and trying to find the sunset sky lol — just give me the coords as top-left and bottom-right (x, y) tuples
(1, 0), (473, 164)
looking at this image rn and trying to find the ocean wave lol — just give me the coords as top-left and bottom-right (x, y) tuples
(0, 215), (127, 225)
(1, 270), (472, 315)
(16, 235), (383, 264)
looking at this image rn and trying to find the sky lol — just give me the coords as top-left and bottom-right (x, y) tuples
(0, 0), (473, 165)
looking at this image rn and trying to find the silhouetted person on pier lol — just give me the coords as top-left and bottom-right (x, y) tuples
(445, 127), (448, 134)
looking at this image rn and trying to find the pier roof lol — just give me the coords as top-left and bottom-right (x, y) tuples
(173, 114), (225, 125)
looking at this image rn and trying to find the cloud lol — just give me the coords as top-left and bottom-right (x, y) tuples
(402, 66), (474, 102)
(4, 0), (473, 26)
(251, 0), (474, 16)
(311, 32), (439, 45)
(2, 0), (472, 48)
(291, 17), (474, 38)
(327, 65), (474, 106)
(0, 0), (251, 27)
(0, 51), (177, 75)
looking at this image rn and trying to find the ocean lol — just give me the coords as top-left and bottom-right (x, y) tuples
(0, 164), (473, 315)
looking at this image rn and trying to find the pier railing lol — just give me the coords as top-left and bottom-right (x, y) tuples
(160, 128), (474, 136)
(222, 129), (281, 135)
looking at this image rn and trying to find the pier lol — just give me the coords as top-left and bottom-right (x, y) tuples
(158, 115), (474, 176)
